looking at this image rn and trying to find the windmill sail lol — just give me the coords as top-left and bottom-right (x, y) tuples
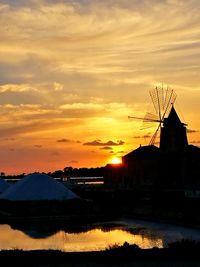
(129, 86), (177, 146)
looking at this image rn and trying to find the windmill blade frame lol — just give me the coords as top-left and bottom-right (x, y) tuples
(128, 85), (177, 146)
(149, 86), (177, 145)
(149, 123), (161, 145)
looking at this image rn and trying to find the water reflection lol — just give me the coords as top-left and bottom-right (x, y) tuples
(0, 224), (163, 251)
(0, 219), (199, 252)
(11, 223), (59, 239)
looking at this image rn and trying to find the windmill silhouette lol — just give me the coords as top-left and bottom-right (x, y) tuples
(129, 86), (177, 146)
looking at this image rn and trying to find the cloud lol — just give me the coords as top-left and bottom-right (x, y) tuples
(100, 146), (112, 150)
(190, 140), (200, 144)
(83, 140), (125, 146)
(60, 103), (103, 110)
(56, 139), (72, 143)
(187, 129), (199, 133)
(33, 145), (42, 148)
(0, 117), (82, 138)
(1, 0), (200, 110)
(0, 0), (200, 174)
(68, 160), (78, 164)
(56, 138), (81, 143)
(133, 134), (152, 139)
(54, 82), (63, 91)
(0, 84), (34, 93)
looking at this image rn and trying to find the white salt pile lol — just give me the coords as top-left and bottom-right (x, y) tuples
(0, 173), (78, 201)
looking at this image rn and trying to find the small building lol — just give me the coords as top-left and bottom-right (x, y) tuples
(122, 145), (160, 190)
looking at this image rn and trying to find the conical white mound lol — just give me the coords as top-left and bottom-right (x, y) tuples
(0, 173), (78, 201)
(0, 178), (10, 193)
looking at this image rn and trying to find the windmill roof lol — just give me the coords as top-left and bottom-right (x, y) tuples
(123, 145), (160, 160)
(165, 106), (182, 125)
(0, 173), (79, 201)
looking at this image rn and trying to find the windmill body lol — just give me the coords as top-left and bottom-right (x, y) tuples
(160, 106), (188, 152)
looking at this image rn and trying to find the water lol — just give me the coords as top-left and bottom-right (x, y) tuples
(0, 219), (200, 251)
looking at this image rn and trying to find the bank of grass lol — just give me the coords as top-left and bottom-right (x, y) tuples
(0, 240), (200, 266)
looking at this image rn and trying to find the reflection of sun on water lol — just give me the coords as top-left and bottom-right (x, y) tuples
(0, 225), (163, 252)
(62, 229), (163, 252)
(1, 220), (200, 251)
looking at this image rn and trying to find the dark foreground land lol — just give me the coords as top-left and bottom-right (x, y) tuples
(1, 241), (200, 267)
(0, 188), (200, 267)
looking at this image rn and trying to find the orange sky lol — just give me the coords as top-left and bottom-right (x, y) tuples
(0, 0), (200, 174)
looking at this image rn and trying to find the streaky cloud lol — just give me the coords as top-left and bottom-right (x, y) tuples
(83, 140), (125, 146)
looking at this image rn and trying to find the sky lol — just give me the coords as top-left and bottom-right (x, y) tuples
(0, 0), (200, 174)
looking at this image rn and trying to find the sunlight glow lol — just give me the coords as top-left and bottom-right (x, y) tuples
(0, 0), (200, 173)
(110, 157), (122, 164)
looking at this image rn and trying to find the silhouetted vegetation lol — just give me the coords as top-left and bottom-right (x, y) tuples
(0, 239), (200, 266)
(0, 166), (105, 181)
(54, 166), (105, 178)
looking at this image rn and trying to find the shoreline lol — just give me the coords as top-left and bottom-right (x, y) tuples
(0, 211), (199, 230)
(0, 243), (200, 265)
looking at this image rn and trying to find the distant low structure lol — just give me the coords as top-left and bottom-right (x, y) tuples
(0, 178), (10, 194)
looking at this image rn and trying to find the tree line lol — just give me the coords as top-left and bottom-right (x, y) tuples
(0, 166), (105, 180)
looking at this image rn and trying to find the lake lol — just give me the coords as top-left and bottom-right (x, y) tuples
(0, 218), (200, 251)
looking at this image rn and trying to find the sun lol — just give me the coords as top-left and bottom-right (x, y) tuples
(110, 157), (122, 164)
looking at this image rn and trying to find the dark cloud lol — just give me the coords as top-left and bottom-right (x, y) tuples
(3, 138), (16, 141)
(56, 139), (71, 143)
(0, 118), (83, 138)
(68, 160), (78, 164)
(190, 140), (200, 144)
(187, 129), (199, 133)
(100, 146), (112, 150)
(133, 134), (151, 139)
(83, 140), (125, 146)
(0, 0), (38, 8)
(33, 145), (42, 148)
(56, 139), (81, 143)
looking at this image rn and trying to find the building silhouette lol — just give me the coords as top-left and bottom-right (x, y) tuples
(160, 105), (188, 151)
(105, 106), (200, 196)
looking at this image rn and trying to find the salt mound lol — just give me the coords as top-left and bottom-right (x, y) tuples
(0, 178), (10, 193)
(0, 173), (78, 201)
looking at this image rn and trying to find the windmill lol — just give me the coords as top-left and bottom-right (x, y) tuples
(128, 86), (177, 146)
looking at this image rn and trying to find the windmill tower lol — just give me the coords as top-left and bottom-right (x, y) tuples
(129, 86), (188, 150)
(160, 105), (188, 151)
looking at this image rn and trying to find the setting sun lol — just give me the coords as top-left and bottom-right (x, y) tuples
(110, 157), (122, 164)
